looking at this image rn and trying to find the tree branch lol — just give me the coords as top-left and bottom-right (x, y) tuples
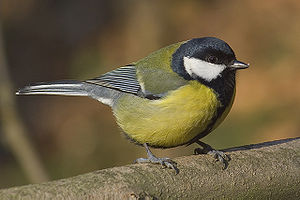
(0, 137), (299, 199)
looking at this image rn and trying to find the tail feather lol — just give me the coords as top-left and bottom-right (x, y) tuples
(16, 80), (88, 96)
(16, 80), (122, 107)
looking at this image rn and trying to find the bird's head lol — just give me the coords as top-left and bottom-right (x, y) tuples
(172, 37), (249, 82)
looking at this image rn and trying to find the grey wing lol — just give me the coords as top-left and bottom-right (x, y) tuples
(16, 65), (145, 108)
(85, 65), (188, 100)
(16, 65), (182, 108)
(85, 65), (142, 96)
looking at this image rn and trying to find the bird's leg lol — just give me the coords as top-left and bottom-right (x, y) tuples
(134, 143), (179, 174)
(194, 140), (230, 169)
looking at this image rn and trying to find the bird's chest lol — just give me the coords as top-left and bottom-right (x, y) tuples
(114, 81), (221, 147)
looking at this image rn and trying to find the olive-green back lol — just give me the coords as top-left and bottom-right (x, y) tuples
(135, 41), (188, 95)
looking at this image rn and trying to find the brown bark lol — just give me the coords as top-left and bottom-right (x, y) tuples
(0, 137), (299, 199)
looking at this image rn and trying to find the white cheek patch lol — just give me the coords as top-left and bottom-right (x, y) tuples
(183, 56), (226, 81)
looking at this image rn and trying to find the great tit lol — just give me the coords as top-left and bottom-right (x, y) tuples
(16, 37), (249, 173)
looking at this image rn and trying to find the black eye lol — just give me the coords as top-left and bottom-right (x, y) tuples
(206, 55), (218, 64)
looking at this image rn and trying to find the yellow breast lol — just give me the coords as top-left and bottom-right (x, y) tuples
(113, 81), (221, 148)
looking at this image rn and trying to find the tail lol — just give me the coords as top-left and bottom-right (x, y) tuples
(16, 80), (121, 106)
(16, 80), (89, 96)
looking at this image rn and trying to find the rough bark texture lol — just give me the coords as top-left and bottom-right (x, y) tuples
(1, 137), (300, 199)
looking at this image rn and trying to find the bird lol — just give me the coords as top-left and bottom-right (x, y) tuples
(16, 37), (249, 174)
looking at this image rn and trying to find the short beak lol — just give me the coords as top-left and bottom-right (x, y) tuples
(230, 60), (249, 70)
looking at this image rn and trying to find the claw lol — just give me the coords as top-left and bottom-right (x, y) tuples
(195, 141), (231, 169)
(207, 150), (230, 169)
(194, 147), (208, 155)
(135, 143), (179, 174)
(163, 160), (179, 174)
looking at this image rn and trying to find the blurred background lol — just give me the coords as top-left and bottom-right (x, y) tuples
(0, 0), (299, 189)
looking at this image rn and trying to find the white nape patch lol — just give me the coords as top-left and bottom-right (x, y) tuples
(97, 97), (113, 106)
(183, 57), (226, 81)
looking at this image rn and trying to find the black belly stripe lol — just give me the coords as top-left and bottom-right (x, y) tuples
(187, 70), (236, 145)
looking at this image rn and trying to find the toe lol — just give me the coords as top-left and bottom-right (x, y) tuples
(164, 161), (179, 174)
(134, 158), (149, 164)
(134, 155), (179, 174)
(194, 148), (202, 155)
(206, 150), (230, 169)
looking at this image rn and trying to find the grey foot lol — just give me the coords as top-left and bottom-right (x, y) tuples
(134, 143), (179, 174)
(194, 141), (230, 170)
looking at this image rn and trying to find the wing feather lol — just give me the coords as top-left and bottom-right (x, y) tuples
(85, 65), (141, 95)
